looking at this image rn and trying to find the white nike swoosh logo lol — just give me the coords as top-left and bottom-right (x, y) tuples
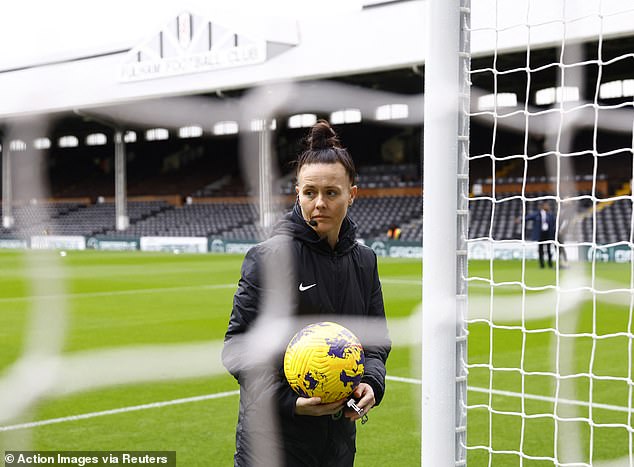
(299, 283), (316, 292)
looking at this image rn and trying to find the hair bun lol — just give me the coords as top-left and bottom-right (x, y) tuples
(307, 119), (341, 151)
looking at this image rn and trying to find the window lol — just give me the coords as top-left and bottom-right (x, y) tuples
(213, 121), (239, 135)
(330, 109), (362, 124)
(9, 140), (27, 151)
(58, 135), (79, 148)
(477, 93), (517, 110)
(86, 133), (107, 146)
(375, 104), (408, 120)
(123, 131), (137, 143)
(145, 128), (169, 141)
(535, 86), (579, 105)
(288, 114), (317, 128)
(249, 118), (277, 132)
(599, 79), (634, 99)
(33, 138), (51, 149)
(178, 125), (203, 138)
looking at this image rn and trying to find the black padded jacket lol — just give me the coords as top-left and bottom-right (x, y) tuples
(222, 203), (392, 467)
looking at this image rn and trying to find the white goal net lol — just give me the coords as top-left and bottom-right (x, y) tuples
(462, 0), (634, 465)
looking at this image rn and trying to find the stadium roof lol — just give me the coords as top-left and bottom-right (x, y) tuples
(0, 0), (365, 72)
(0, 0), (632, 120)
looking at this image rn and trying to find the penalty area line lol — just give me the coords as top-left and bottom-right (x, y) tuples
(0, 390), (239, 432)
(3, 377), (415, 432)
(386, 375), (634, 415)
(0, 283), (236, 303)
(7, 374), (630, 433)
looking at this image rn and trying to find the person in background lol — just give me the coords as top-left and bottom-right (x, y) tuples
(526, 201), (556, 268)
(222, 120), (391, 467)
(387, 223), (401, 240)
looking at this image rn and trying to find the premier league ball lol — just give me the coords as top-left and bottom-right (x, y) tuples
(284, 321), (365, 403)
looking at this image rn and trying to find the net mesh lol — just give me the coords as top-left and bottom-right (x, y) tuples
(0, 79), (423, 463)
(467, 1), (634, 465)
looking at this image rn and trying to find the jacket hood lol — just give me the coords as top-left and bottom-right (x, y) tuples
(270, 201), (358, 255)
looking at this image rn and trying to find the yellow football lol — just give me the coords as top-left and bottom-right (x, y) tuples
(284, 321), (365, 403)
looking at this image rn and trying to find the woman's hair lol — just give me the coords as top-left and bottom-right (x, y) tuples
(295, 119), (356, 185)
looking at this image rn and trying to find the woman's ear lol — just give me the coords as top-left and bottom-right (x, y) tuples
(349, 185), (358, 205)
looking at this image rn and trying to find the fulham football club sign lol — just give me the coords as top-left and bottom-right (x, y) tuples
(119, 12), (267, 82)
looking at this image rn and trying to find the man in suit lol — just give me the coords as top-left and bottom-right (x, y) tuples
(526, 201), (556, 268)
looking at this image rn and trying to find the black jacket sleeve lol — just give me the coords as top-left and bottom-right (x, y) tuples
(360, 250), (392, 406)
(221, 247), (259, 378)
(221, 246), (299, 419)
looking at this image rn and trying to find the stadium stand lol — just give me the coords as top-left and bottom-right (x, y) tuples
(102, 202), (258, 238)
(356, 164), (419, 188)
(0, 201), (169, 238)
(97, 195), (422, 241)
(465, 188), (634, 245)
(1, 116), (631, 246)
(349, 195), (420, 239)
(224, 223), (273, 241)
(397, 217), (423, 242)
(0, 202), (83, 236)
(3, 180), (631, 245)
(576, 198), (633, 245)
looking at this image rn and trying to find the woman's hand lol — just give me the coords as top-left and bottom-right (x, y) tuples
(344, 383), (375, 421)
(295, 397), (346, 416)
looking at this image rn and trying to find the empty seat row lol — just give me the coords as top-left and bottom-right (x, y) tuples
(2, 196), (631, 245)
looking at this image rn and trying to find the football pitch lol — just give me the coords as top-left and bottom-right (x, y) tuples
(0, 250), (631, 465)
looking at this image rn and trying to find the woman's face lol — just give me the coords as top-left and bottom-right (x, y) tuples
(296, 162), (357, 247)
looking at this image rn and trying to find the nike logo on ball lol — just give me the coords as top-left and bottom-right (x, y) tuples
(299, 283), (316, 292)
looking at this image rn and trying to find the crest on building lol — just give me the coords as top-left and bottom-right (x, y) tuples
(119, 12), (269, 82)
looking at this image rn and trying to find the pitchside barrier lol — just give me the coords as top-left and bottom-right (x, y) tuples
(3, 234), (631, 263)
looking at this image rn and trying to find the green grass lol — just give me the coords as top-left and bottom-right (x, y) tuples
(467, 260), (633, 466)
(0, 251), (632, 465)
(0, 251), (421, 466)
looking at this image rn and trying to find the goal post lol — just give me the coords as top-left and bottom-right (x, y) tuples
(425, 0), (634, 465)
(422, 0), (470, 465)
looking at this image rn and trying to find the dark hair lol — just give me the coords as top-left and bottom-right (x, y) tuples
(295, 119), (356, 185)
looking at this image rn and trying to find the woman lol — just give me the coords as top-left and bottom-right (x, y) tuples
(222, 120), (391, 467)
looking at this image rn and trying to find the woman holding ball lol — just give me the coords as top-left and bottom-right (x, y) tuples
(222, 120), (391, 466)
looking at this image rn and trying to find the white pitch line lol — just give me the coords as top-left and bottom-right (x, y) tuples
(468, 386), (634, 415)
(0, 279), (420, 303)
(0, 283), (236, 303)
(386, 375), (422, 385)
(386, 376), (634, 414)
(0, 390), (240, 432)
(3, 375), (630, 433)
(381, 279), (421, 285)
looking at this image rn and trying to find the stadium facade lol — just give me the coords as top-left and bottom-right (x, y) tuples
(2, 0), (632, 116)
